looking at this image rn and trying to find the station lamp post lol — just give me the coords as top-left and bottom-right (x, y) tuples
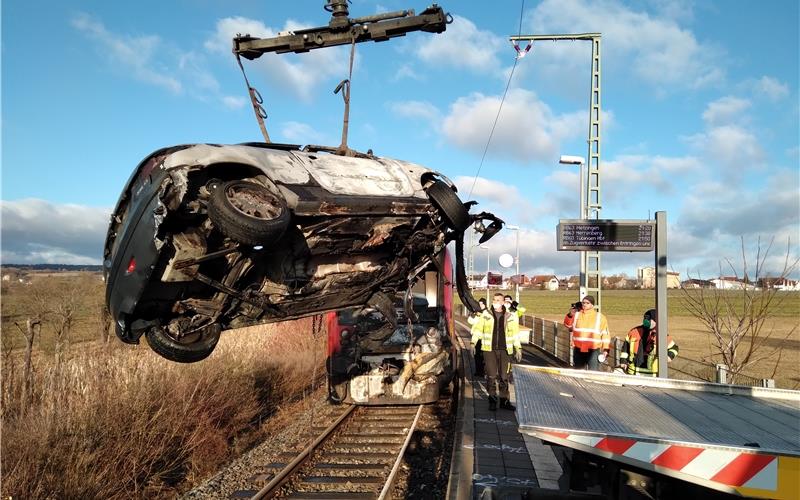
(505, 225), (521, 302)
(559, 155), (588, 300)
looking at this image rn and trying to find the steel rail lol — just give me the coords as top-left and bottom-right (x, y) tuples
(251, 404), (356, 499)
(377, 404), (424, 500)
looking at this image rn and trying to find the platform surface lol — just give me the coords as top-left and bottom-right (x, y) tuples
(455, 319), (570, 499)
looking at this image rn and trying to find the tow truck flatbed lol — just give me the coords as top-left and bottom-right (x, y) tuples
(513, 365), (800, 499)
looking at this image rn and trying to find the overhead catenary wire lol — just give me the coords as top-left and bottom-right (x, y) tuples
(467, 0), (526, 200)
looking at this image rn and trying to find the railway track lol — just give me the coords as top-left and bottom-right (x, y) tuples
(232, 404), (424, 499)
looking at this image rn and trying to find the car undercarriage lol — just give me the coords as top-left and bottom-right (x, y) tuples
(104, 144), (502, 362)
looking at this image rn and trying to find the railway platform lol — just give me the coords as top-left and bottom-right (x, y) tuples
(451, 318), (574, 499)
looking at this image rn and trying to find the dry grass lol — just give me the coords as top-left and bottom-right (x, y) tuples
(1, 274), (106, 351)
(1, 318), (326, 499)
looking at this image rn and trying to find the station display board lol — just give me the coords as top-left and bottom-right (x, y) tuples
(557, 219), (654, 252)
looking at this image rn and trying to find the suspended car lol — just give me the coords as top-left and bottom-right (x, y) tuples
(103, 142), (502, 362)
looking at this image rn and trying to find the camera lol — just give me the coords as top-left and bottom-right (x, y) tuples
(572, 301), (583, 311)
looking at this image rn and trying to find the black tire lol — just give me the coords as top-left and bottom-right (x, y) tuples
(208, 179), (291, 246)
(426, 180), (471, 232)
(145, 323), (221, 363)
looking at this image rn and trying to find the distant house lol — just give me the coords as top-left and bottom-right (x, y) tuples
(759, 277), (800, 291)
(711, 277), (755, 290)
(531, 274), (560, 291)
(565, 275), (579, 289)
(509, 274), (529, 286)
(681, 278), (715, 289)
(636, 267), (681, 288)
(604, 276), (635, 289)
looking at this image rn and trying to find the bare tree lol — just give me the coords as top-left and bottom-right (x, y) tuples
(13, 318), (41, 414)
(681, 237), (798, 385)
(1, 324), (18, 418)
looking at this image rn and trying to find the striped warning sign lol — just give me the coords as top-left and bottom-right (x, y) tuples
(541, 432), (800, 499)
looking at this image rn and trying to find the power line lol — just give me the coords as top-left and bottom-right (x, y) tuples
(467, 0), (525, 200)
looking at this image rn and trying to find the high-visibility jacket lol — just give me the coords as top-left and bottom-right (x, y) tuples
(571, 309), (610, 352)
(467, 312), (482, 337)
(619, 326), (679, 376)
(470, 309), (520, 354)
(513, 305), (526, 319)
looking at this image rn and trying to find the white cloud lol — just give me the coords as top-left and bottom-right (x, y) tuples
(222, 95), (247, 109)
(525, 0), (725, 92)
(387, 100), (441, 122)
(452, 175), (565, 227)
(414, 15), (505, 74)
(392, 64), (424, 82)
(279, 121), (333, 145)
(72, 13), (246, 110)
(72, 13), (182, 93)
(649, 155), (703, 174)
(1, 200), (110, 265)
(646, 0), (695, 22)
(686, 125), (764, 171)
(754, 76), (790, 101)
(205, 16), (349, 102)
(544, 170), (579, 191)
(464, 227), (576, 277)
(540, 154), (701, 219)
(702, 96), (751, 126)
(678, 171), (800, 242)
(441, 89), (585, 163)
(454, 176), (529, 209)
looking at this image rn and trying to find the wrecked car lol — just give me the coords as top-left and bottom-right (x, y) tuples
(103, 142), (502, 362)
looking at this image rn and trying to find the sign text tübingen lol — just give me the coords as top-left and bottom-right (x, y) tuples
(557, 220), (655, 252)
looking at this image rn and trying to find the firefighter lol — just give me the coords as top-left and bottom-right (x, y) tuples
(619, 309), (679, 377)
(470, 293), (522, 411)
(570, 296), (610, 371)
(467, 298), (487, 376)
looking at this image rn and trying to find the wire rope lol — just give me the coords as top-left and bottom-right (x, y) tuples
(467, 0), (526, 200)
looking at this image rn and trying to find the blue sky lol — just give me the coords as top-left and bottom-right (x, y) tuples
(2, 0), (798, 280)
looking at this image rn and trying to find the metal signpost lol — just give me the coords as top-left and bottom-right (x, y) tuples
(655, 211), (668, 378)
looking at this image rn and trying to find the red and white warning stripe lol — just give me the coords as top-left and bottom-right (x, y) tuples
(542, 432), (780, 493)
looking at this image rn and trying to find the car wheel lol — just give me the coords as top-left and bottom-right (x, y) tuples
(426, 180), (471, 232)
(208, 179), (290, 246)
(145, 323), (221, 363)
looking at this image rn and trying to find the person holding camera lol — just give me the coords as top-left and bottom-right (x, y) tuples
(568, 296), (610, 370)
(619, 309), (679, 376)
(563, 301), (582, 330)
